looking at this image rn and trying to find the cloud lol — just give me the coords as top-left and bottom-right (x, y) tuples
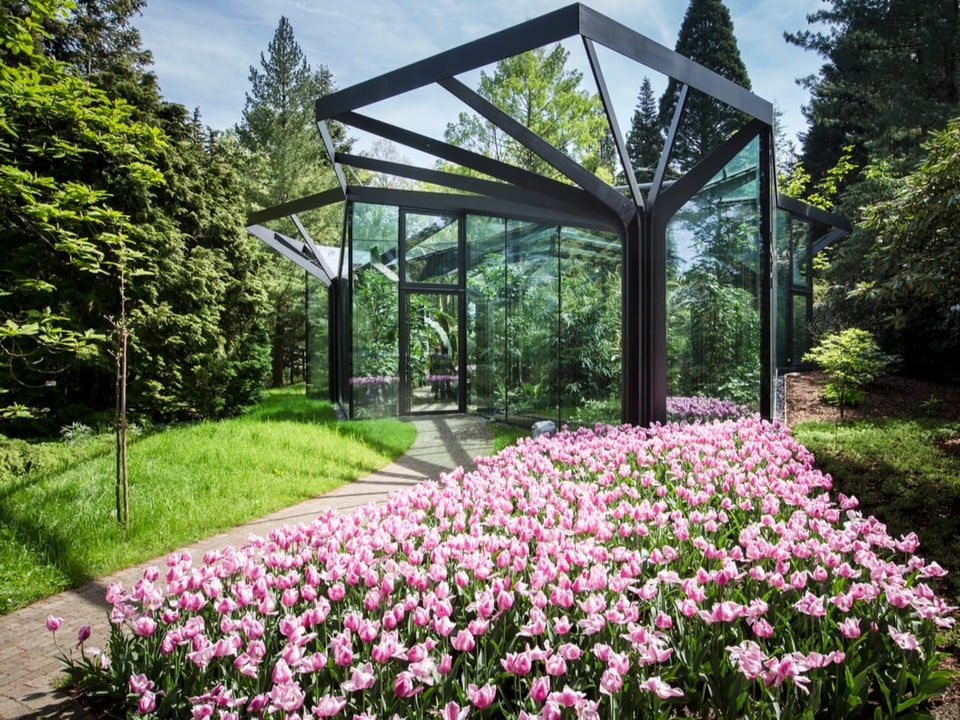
(135, 0), (823, 145)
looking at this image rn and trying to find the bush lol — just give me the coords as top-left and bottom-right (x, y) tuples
(0, 434), (60, 480)
(822, 384), (862, 409)
(51, 419), (954, 719)
(803, 328), (893, 419)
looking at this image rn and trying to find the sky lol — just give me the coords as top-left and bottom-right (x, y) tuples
(135, 0), (827, 161)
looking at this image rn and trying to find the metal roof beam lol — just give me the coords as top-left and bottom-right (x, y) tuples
(583, 37), (643, 211)
(438, 76), (634, 224)
(337, 153), (609, 221)
(315, 5), (580, 119)
(245, 188), (344, 226)
(578, 4), (772, 123)
(337, 111), (618, 224)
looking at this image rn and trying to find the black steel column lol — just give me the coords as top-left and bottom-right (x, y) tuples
(759, 126), (774, 418)
(621, 212), (643, 426)
(647, 209), (667, 426)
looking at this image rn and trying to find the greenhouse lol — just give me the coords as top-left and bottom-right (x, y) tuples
(246, 3), (847, 427)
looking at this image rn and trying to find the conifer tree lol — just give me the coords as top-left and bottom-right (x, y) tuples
(787, 0), (960, 182)
(28, 0), (272, 424)
(625, 76), (662, 184)
(658, 0), (752, 172)
(236, 16), (348, 387)
(443, 44), (608, 180)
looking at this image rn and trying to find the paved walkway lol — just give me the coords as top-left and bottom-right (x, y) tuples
(0, 415), (494, 719)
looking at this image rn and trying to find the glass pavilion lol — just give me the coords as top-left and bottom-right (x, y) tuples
(246, 3), (848, 427)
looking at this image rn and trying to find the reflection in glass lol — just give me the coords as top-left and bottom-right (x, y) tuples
(352, 204), (399, 418)
(666, 137), (761, 409)
(404, 293), (460, 413)
(404, 212), (460, 285)
(306, 277), (328, 399)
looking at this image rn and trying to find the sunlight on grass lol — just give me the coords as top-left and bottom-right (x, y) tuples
(794, 418), (960, 598)
(0, 391), (415, 614)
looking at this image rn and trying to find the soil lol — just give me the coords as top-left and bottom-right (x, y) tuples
(784, 372), (960, 719)
(784, 371), (960, 427)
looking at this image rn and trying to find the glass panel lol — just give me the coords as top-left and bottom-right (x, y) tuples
(466, 215), (507, 416)
(505, 221), (559, 424)
(404, 293), (460, 413)
(351, 203), (399, 418)
(792, 293), (811, 364)
(404, 212), (460, 285)
(792, 219), (811, 285)
(559, 226), (621, 427)
(774, 210), (791, 369)
(666, 136), (762, 411)
(306, 276), (328, 400)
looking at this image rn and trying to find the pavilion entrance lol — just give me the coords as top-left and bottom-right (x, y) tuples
(398, 210), (465, 415)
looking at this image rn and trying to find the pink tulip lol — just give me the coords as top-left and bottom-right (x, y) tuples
(311, 693), (346, 717)
(468, 682), (496, 709)
(393, 670), (422, 698)
(839, 617), (862, 639)
(133, 617), (157, 637)
(451, 628), (475, 652)
(640, 676), (684, 699)
(599, 667), (622, 695)
(529, 675), (551, 703)
(271, 658), (292, 685)
(128, 672), (153, 694)
(138, 690), (157, 714)
(45, 615), (62, 632)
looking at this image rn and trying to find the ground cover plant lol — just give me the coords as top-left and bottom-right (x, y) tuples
(793, 418), (960, 601)
(0, 390), (415, 614)
(52, 418), (954, 718)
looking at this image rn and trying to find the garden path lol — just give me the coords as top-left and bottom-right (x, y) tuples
(0, 414), (494, 720)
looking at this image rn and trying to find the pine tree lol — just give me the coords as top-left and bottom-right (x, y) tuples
(237, 16), (345, 207)
(658, 0), (752, 173)
(787, 0), (960, 182)
(236, 16), (348, 387)
(443, 44), (608, 180)
(625, 77), (662, 184)
(35, 0), (272, 423)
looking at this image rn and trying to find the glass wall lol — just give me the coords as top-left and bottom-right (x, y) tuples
(305, 276), (329, 399)
(666, 136), (762, 410)
(558, 227), (621, 426)
(774, 210), (815, 368)
(463, 215), (621, 426)
(351, 203), (400, 418)
(465, 215), (507, 416)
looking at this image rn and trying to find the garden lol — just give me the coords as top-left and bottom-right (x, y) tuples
(46, 395), (958, 718)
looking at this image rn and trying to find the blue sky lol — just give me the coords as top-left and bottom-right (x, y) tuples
(135, 0), (826, 157)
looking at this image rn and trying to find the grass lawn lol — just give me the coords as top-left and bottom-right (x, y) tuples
(0, 389), (415, 614)
(793, 417), (960, 648)
(490, 422), (530, 453)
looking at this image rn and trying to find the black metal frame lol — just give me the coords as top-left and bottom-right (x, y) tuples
(246, 2), (848, 425)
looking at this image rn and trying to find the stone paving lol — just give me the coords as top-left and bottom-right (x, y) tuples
(0, 415), (494, 719)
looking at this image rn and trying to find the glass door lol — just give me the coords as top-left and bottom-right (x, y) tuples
(400, 291), (462, 414)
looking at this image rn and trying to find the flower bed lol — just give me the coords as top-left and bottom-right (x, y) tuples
(51, 418), (954, 718)
(348, 377), (400, 387)
(666, 396), (753, 423)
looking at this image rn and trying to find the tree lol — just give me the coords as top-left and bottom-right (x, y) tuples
(16, 0), (272, 427)
(802, 327), (892, 419)
(236, 16), (347, 387)
(625, 77), (662, 184)
(43, 0), (151, 78)
(658, 0), (752, 173)
(852, 120), (960, 380)
(787, 0), (960, 183)
(0, 0), (163, 428)
(443, 44), (610, 180)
